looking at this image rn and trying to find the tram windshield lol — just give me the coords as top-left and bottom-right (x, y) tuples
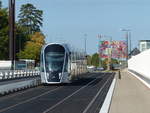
(45, 52), (64, 72)
(44, 44), (65, 73)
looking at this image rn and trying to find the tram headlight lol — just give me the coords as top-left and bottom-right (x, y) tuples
(59, 73), (62, 79)
(46, 73), (49, 78)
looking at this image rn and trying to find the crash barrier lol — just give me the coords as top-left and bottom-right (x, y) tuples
(0, 70), (40, 80)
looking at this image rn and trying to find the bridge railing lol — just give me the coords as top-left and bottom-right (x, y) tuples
(0, 70), (40, 80)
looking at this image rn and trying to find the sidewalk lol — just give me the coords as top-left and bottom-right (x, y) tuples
(109, 69), (150, 113)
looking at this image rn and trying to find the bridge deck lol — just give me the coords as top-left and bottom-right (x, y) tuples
(0, 72), (114, 113)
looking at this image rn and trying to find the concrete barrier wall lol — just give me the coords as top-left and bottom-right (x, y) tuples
(128, 49), (150, 80)
(0, 77), (41, 95)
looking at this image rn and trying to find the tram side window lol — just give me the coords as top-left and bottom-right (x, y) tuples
(71, 52), (75, 63)
(64, 54), (68, 72)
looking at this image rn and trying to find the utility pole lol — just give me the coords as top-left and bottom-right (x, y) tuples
(84, 34), (87, 54)
(9, 0), (15, 70)
(108, 37), (112, 71)
(97, 34), (102, 67)
(84, 34), (87, 69)
(121, 29), (130, 67)
(129, 31), (131, 54)
(126, 32), (128, 63)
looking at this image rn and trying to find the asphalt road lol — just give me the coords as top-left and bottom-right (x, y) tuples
(0, 72), (115, 113)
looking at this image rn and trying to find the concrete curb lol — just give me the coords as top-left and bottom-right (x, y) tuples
(0, 78), (41, 95)
(99, 77), (116, 113)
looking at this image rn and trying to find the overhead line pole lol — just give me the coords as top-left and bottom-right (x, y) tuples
(129, 31), (131, 54)
(97, 34), (102, 67)
(126, 32), (128, 61)
(84, 34), (87, 55)
(121, 29), (131, 67)
(9, 0), (15, 70)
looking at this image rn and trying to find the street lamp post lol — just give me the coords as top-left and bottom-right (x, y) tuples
(121, 29), (131, 67)
(84, 34), (87, 54)
(84, 34), (87, 69)
(9, 0), (15, 70)
(129, 31), (132, 54)
(97, 34), (102, 68)
(125, 32), (129, 60)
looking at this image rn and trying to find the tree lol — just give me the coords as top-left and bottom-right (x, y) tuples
(18, 3), (43, 34)
(0, 7), (9, 60)
(0, 7), (8, 30)
(91, 53), (99, 67)
(17, 32), (45, 63)
(100, 58), (119, 70)
(111, 58), (119, 64)
(87, 55), (92, 65)
(102, 58), (108, 69)
(0, 0), (2, 9)
(15, 24), (30, 57)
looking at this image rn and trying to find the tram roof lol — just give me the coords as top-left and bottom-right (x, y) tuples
(43, 43), (85, 54)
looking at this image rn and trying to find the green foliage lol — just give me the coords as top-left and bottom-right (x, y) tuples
(0, 8), (8, 29)
(0, 1), (45, 61)
(18, 3), (43, 34)
(111, 58), (119, 64)
(87, 55), (92, 65)
(101, 58), (119, 70)
(0, 7), (9, 60)
(91, 53), (99, 67)
(101, 58), (108, 69)
(0, 0), (2, 9)
(15, 24), (30, 57)
(17, 32), (45, 62)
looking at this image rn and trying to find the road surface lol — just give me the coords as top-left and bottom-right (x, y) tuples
(0, 72), (114, 113)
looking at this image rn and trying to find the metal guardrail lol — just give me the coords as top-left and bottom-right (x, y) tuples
(0, 70), (40, 80)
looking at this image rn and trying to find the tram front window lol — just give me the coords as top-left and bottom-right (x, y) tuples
(44, 44), (66, 82)
(45, 52), (64, 72)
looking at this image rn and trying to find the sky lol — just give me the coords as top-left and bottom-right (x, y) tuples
(2, 0), (150, 54)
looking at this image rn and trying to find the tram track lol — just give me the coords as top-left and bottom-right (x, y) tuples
(42, 74), (105, 113)
(46, 73), (114, 113)
(0, 73), (97, 112)
(0, 72), (114, 113)
(82, 73), (114, 113)
(0, 86), (61, 112)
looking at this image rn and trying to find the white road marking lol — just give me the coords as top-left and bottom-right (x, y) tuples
(99, 77), (116, 113)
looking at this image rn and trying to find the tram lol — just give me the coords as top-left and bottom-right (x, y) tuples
(40, 43), (87, 84)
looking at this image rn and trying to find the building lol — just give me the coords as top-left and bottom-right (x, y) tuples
(139, 40), (150, 52)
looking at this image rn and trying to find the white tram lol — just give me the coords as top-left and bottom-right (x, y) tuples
(40, 43), (87, 84)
